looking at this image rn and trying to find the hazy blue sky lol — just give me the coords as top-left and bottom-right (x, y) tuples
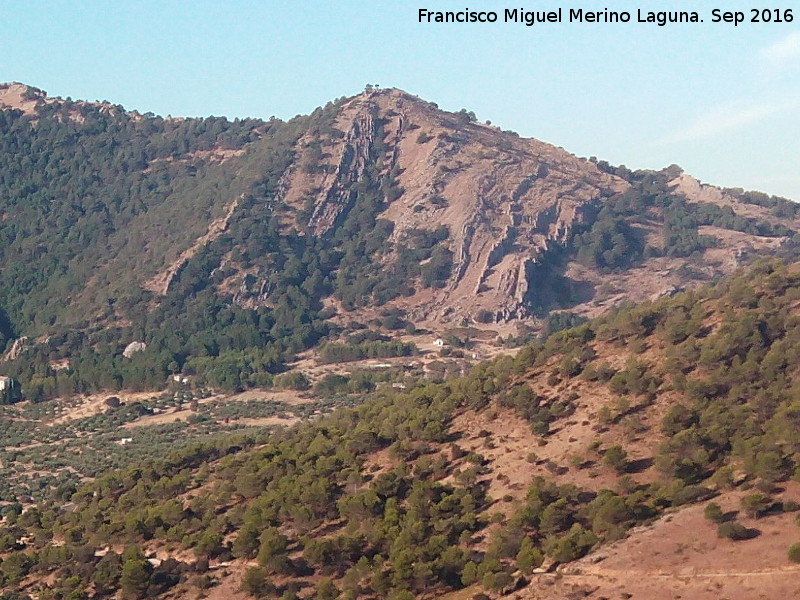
(3, 1), (799, 200)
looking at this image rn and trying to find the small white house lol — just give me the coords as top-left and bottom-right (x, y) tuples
(0, 376), (9, 391)
(433, 338), (444, 347)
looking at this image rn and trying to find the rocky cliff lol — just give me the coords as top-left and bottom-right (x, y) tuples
(272, 89), (628, 324)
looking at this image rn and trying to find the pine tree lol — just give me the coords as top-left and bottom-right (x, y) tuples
(120, 546), (151, 599)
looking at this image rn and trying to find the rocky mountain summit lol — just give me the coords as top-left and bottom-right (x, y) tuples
(222, 87), (799, 326)
(275, 89), (628, 323)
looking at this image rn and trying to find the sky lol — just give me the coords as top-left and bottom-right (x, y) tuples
(2, 0), (799, 200)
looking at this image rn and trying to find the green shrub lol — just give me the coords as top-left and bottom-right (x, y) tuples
(703, 502), (725, 523)
(717, 522), (758, 541)
(740, 493), (773, 519)
(273, 371), (310, 391)
(789, 543), (800, 563)
(603, 445), (629, 473)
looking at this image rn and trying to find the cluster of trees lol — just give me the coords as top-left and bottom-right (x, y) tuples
(570, 168), (800, 273)
(318, 340), (416, 364)
(730, 188), (800, 219)
(573, 207), (644, 270)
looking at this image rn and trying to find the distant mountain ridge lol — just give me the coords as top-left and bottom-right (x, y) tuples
(0, 81), (798, 397)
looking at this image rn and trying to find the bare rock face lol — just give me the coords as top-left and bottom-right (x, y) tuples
(277, 89), (628, 324)
(2, 336), (30, 362)
(0, 83), (47, 116)
(144, 194), (242, 296)
(123, 341), (147, 358)
(307, 107), (377, 236)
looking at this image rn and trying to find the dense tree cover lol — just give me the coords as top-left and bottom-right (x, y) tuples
(0, 101), (263, 334)
(540, 312), (588, 338)
(0, 95), (459, 401)
(3, 260), (800, 597)
(0, 97), (340, 397)
(570, 168), (800, 271)
(0, 99), (331, 397)
(789, 542), (800, 563)
(0, 305), (13, 351)
(573, 206), (644, 270)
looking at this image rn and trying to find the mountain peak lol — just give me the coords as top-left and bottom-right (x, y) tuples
(273, 82), (626, 325)
(0, 82), (49, 115)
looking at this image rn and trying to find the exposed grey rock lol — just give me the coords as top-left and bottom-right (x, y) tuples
(123, 341), (147, 358)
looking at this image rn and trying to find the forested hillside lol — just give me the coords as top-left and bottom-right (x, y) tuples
(2, 260), (800, 599)
(1, 83), (799, 403)
(0, 84), (346, 398)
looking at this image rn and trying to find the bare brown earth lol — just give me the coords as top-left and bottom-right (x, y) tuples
(534, 486), (800, 600)
(50, 391), (159, 425)
(199, 562), (252, 600)
(0, 82), (45, 115)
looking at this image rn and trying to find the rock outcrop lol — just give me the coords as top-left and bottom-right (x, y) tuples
(276, 89), (627, 324)
(123, 342), (147, 358)
(2, 336), (30, 362)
